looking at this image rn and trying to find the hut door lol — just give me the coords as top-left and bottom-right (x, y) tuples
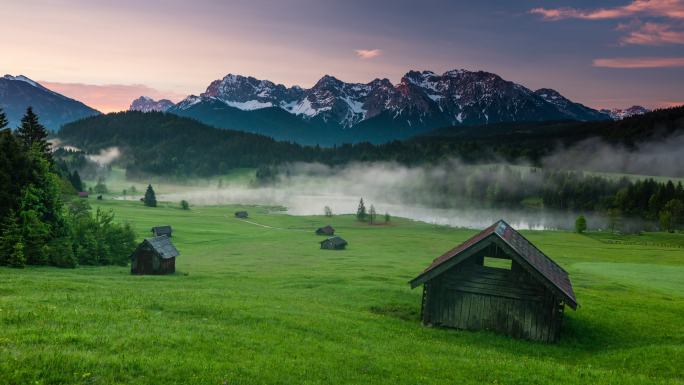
(142, 253), (154, 274)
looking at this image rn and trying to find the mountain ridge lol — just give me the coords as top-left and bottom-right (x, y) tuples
(0, 74), (101, 130)
(146, 69), (613, 144)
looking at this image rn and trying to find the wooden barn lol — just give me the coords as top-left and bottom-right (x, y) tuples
(151, 225), (172, 237)
(235, 211), (248, 219)
(130, 236), (180, 275)
(320, 236), (347, 250)
(315, 225), (335, 236)
(410, 220), (577, 342)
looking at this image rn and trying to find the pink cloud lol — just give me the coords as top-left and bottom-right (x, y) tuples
(620, 21), (684, 44)
(593, 56), (684, 68)
(354, 49), (382, 59)
(531, 0), (684, 20)
(38, 81), (185, 113)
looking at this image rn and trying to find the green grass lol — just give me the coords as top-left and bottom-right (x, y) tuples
(83, 167), (257, 197)
(1, 199), (683, 384)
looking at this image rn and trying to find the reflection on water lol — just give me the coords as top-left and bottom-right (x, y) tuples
(158, 187), (609, 230)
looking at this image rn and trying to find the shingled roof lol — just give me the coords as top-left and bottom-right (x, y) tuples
(130, 236), (180, 260)
(410, 220), (577, 309)
(151, 225), (172, 237)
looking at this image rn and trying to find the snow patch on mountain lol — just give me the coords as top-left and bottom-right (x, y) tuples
(224, 100), (273, 111)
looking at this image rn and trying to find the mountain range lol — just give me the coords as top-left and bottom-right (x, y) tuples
(132, 69), (619, 144)
(0, 75), (100, 130)
(600, 105), (651, 120)
(0, 71), (653, 144)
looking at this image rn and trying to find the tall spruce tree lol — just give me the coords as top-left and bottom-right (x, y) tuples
(369, 204), (377, 224)
(356, 198), (366, 222)
(144, 184), (157, 207)
(0, 107), (8, 129)
(16, 107), (51, 162)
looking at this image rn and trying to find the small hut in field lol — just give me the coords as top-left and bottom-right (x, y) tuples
(315, 225), (335, 236)
(151, 225), (172, 238)
(320, 236), (347, 250)
(410, 220), (577, 342)
(235, 211), (248, 219)
(130, 236), (180, 275)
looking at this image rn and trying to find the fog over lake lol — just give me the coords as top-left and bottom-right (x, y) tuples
(156, 161), (624, 231)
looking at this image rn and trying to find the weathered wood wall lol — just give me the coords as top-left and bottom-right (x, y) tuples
(421, 245), (564, 342)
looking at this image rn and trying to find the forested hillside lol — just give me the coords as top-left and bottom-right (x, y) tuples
(0, 107), (135, 268)
(59, 111), (322, 177)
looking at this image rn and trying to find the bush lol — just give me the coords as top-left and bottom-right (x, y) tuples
(180, 200), (190, 210)
(575, 215), (587, 234)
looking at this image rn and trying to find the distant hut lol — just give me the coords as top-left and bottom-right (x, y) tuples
(315, 225), (335, 236)
(320, 236), (347, 250)
(235, 211), (248, 219)
(78, 191), (89, 198)
(151, 225), (172, 238)
(130, 236), (180, 275)
(409, 220), (577, 342)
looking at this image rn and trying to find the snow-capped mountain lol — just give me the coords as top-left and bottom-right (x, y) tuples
(600, 106), (650, 120)
(165, 69), (610, 144)
(129, 96), (174, 112)
(535, 88), (609, 121)
(0, 74), (100, 130)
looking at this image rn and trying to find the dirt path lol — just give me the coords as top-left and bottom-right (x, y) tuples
(230, 216), (310, 232)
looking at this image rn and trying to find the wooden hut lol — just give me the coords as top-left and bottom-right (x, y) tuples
(315, 225), (335, 236)
(410, 220), (577, 342)
(320, 236), (347, 250)
(235, 211), (248, 219)
(130, 236), (180, 275)
(151, 225), (172, 238)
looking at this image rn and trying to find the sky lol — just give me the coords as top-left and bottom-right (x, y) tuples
(1, 0), (683, 112)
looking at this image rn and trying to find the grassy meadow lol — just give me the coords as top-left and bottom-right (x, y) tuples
(1, 198), (683, 384)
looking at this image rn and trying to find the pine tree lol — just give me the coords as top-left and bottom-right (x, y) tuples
(0, 107), (8, 129)
(356, 198), (366, 222)
(15, 107), (51, 162)
(70, 170), (83, 192)
(144, 184), (157, 207)
(0, 211), (22, 266)
(369, 204), (377, 224)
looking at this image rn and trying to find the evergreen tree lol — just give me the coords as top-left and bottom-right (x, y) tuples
(356, 198), (366, 222)
(0, 107), (8, 129)
(384, 212), (391, 223)
(70, 170), (84, 192)
(575, 215), (587, 234)
(180, 200), (190, 210)
(8, 241), (26, 268)
(369, 204), (377, 224)
(144, 184), (157, 207)
(0, 211), (22, 266)
(15, 107), (51, 161)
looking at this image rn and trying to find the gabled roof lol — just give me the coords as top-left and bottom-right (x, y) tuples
(320, 236), (347, 246)
(151, 225), (172, 235)
(316, 225), (335, 233)
(410, 220), (577, 309)
(131, 236), (180, 260)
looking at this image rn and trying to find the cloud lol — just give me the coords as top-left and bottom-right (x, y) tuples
(530, 0), (684, 20)
(38, 81), (185, 113)
(593, 56), (684, 68)
(354, 49), (382, 59)
(619, 21), (684, 45)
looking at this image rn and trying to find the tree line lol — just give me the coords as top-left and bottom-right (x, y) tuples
(0, 107), (136, 268)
